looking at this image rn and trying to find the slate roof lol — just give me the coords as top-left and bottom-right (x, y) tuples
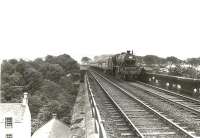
(32, 118), (71, 138)
(0, 103), (26, 122)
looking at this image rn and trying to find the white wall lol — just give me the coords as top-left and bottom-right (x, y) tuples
(0, 105), (31, 138)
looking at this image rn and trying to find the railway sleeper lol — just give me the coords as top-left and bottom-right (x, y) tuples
(120, 132), (135, 136)
(129, 115), (155, 118)
(142, 131), (176, 136)
(132, 122), (166, 126)
(138, 127), (170, 130)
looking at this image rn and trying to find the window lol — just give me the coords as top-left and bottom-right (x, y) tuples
(6, 134), (13, 138)
(5, 117), (13, 128)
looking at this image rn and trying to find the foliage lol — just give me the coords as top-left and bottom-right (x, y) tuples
(168, 65), (183, 76)
(186, 58), (200, 66)
(81, 56), (91, 64)
(143, 55), (166, 66)
(168, 65), (199, 78)
(166, 56), (182, 65)
(40, 63), (65, 82)
(1, 54), (80, 133)
(134, 54), (199, 78)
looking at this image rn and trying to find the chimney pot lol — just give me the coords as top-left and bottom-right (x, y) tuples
(52, 113), (57, 119)
(22, 92), (28, 105)
(24, 92), (28, 97)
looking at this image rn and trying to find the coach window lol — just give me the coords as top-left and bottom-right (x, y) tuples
(6, 134), (13, 138)
(5, 117), (13, 128)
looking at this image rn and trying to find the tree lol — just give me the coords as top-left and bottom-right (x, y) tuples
(8, 72), (25, 86)
(166, 56), (182, 66)
(81, 57), (91, 64)
(8, 59), (18, 64)
(1, 60), (15, 75)
(23, 67), (43, 93)
(186, 58), (200, 78)
(40, 63), (65, 82)
(15, 59), (29, 74)
(168, 64), (183, 76)
(44, 54), (79, 74)
(29, 95), (43, 118)
(1, 53), (79, 134)
(39, 80), (64, 99)
(186, 58), (200, 67)
(30, 58), (44, 70)
(143, 55), (162, 66)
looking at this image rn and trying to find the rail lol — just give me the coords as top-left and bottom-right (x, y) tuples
(93, 70), (196, 138)
(135, 81), (200, 115)
(90, 71), (144, 138)
(85, 73), (107, 138)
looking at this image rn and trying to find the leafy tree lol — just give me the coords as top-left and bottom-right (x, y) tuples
(40, 63), (65, 82)
(8, 72), (25, 86)
(36, 100), (61, 126)
(8, 59), (18, 64)
(15, 59), (28, 74)
(29, 95), (43, 117)
(143, 55), (164, 66)
(39, 80), (64, 99)
(23, 68), (43, 93)
(56, 54), (79, 73)
(1, 72), (11, 84)
(81, 57), (91, 64)
(186, 58), (200, 67)
(44, 54), (79, 74)
(168, 65), (183, 76)
(1, 60), (15, 75)
(166, 56), (182, 65)
(30, 58), (44, 70)
(1, 53), (79, 133)
(1, 83), (23, 102)
(45, 55), (55, 63)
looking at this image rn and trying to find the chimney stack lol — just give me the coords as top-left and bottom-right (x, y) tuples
(52, 113), (57, 119)
(22, 92), (28, 105)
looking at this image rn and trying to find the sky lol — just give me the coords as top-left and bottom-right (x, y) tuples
(0, 0), (200, 63)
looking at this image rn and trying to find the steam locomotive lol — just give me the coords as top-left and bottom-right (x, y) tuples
(92, 50), (146, 81)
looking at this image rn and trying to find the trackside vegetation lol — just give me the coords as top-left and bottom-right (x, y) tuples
(1, 54), (80, 133)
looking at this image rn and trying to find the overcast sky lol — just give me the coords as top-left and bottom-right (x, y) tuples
(0, 0), (200, 63)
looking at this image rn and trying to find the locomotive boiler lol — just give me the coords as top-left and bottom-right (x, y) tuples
(111, 51), (144, 80)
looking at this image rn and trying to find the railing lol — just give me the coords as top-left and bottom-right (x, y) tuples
(85, 73), (107, 138)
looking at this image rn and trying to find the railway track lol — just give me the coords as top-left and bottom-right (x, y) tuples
(87, 73), (142, 138)
(89, 70), (198, 138)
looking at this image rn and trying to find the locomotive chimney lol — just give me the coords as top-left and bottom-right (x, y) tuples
(132, 50), (133, 54)
(127, 50), (130, 54)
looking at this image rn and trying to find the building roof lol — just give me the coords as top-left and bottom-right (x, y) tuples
(32, 118), (71, 138)
(0, 103), (26, 122)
